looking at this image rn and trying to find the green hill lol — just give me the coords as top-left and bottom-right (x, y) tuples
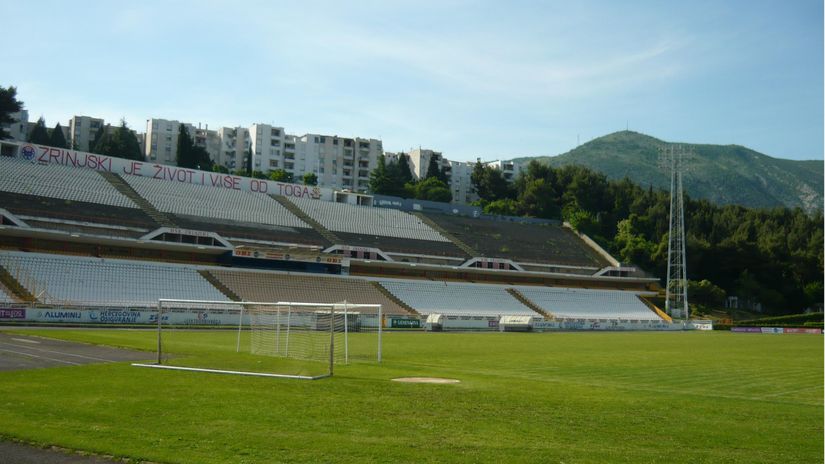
(512, 131), (823, 212)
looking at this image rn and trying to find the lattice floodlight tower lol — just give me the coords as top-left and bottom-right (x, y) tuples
(659, 145), (691, 320)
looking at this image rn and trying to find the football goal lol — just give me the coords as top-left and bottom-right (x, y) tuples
(133, 299), (382, 380)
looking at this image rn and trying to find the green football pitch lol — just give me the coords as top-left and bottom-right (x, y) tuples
(0, 329), (821, 463)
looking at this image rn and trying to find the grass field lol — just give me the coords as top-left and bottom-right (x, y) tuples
(0, 329), (821, 463)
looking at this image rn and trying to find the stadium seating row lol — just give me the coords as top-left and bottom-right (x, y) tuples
(210, 270), (410, 315)
(122, 175), (308, 229)
(0, 157), (138, 209)
(0, 251), (659, 320)
(516, 286), (658, 320)
(0, 251), (229, 307)
(377, 279), (535, 316)
(289, 196), (449, 242)
(422, 212), (607, 267)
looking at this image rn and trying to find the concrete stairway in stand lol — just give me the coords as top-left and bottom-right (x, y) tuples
(270, 195), (340, 246)
(99, 172), (177, 228)
(506, 288), (553, 319)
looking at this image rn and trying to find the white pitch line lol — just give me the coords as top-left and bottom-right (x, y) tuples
(0, 348), (81, 365)
(11, 338), (40, 344)
(132, 363), (328, 380)
(0, 342), (112, 362)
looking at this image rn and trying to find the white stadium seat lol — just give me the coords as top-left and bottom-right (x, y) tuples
(378, 279), (536, 316)
(289, 196), (450, 242)
(0, 251), (229, 307)
(122, 175), (308, 228)
(0, 157), (138, 208)
(516, 286), (657, 320)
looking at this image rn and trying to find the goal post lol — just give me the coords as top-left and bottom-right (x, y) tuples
(134, 298), (382, 380)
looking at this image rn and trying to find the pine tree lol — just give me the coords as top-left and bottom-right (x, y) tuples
(0, 86), (23, 140)
(396, 153), (414, 184)
(176, 124), (195, 168)
(93, 120), (144, 161)
(27, 117), (50, 145)
(425, 155), (441, 180)
(369, 155), (394, 194)
(90, 124), (108, 153)
(49, 122), (68, 149)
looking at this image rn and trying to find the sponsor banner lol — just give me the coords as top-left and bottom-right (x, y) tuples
(534, 320), (700, 332)
(233, 248), (342, 264)
(23, 308), (247, 325)
(731, 327), (762, 333)
(10, 142), (333, 201)
(0, 308), (26, 319)
(760, 327), (784, 334)
(390, 318), (421, 329)
(783, 328), (823, 335)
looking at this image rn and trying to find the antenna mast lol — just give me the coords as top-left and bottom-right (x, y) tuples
(659, 145), (690, 320)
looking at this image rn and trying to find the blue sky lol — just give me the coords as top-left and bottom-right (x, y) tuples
(4, 0), (823, 161)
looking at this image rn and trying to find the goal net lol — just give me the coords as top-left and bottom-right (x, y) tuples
(134, 299), (382, 379)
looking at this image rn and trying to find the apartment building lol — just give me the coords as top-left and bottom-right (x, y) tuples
(2, 110), (28, 142)
(484, 160), (523, 181)
(69, 115), (104, 151)
(299, 134), (381, 193)
(405, 148), (453, 181)
(248, 123), (286, 173)
(215, 126), (249, 171)
(448, 160), (479, 204)
(145, 118), (220, 165)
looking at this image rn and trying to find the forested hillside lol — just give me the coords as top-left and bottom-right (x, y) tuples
(469, 160), (823, 314)
(512, 131), (823, 212)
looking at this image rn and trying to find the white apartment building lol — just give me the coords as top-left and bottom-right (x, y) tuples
(1, 110), (28, 142)
(69, 115), (104, 151)
(145, 118), (220, 165)
(405, 148), (452, 181)
(484, 160), (523, 181)
(215, 126), (249, 171)
(449, 160), (478, 204)
(299, 134), (381, 192)
(248, 123), (286, 173)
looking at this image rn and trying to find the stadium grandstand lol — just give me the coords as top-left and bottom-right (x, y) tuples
(0, 139), (681, 330)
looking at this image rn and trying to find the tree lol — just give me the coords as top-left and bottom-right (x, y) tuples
(410, 177), (452, 202)
(90, 124), (108, 153)
(518, 178), (559, 219)
(93, 120), (144, 161)
(212, 164), (229, 174)
(688, 279), (726, 307)
(176, 124), (195, 168)
(172, 124), (212, 169)
(245, 146), (253, 177)
(302, 172), (318, 186)
(268, 169), (292, 182)
(484, 198), (520, 216)
(471, 162), (513, 202)
(425, 155), (442, 180)
(0, 86), (23, 140)
(369, 155), (395, 195)
(27, 117), (50, 145)
(395, 153), (414, 184)
(49, 122), (68, 149)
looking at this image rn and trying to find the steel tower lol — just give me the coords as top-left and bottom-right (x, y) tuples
(661, 145), (690, 320)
